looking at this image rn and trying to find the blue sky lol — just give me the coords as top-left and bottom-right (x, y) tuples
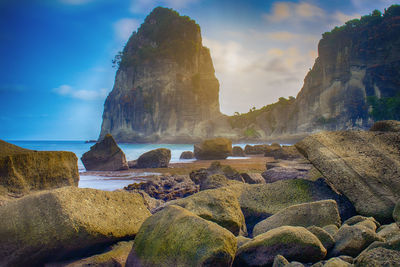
(0, 0), (398, 140)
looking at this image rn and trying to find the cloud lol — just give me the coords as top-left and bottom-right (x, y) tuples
(332, 11), (361, 25)
(53, 85), (108, 100)
(264, 1), (325, 22)
(130, 0), (198, 14)
(114, 18), (140, 41)
(60, 0), (93, 5)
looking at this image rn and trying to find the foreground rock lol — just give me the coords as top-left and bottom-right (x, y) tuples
(0, 140), (79, 194)
(126, 205), (237, 267)
(296, 130), (400, 222)
(136, 148), (171, 168)
(81, 134), (128, 171)
(262, 166), (309, 183)
(253, 200), (341, 236)
(307, 226), (335, 251)
(0, 187), (150, 266)
(168, 187), (247, 235)
(194, 137), (232, 160)
(369, 120), (400, 132)
(355, 247), (400, 267)
(179, 151), (194, 159)
(234, 226), (326, 266)
(124, 175), (198, 201)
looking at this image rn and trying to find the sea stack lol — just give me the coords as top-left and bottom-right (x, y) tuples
(99, 7), (221, 143)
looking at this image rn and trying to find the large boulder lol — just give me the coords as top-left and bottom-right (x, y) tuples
(232, 146), (245, 157)
(179, 151), (194, 159)
(355, 247), (400, 266)
(253, 200), (341, 237)
(0, 187), (151, 266)
(81, 134), (128, 171)
(136, 148), (171, 168)
(233, 226), (326, 266)
(126, 205), (237, 267)
(0, 140), (79, 194)
(295, 130), (400, 222)
(194, 137), (232, 160)
(307, 226), (335, 251)
(369, 120), (400, 132)
(168, 187), (247, 235)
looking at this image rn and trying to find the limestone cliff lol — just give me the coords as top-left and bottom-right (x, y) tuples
(99, 7), (221, 143)
(229, 6), (400, 142)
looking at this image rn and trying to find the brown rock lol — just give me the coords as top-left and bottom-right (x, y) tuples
(232, 146), (245, 157)
(136, 148), (171, 168)
(369, 120), (400, 132)
(179, 151), (194, 159)
(194, 138), (232, 160)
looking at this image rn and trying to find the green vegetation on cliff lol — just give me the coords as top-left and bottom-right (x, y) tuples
(367, 93), (400, 121)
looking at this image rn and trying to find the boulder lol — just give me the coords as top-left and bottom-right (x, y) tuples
(199, 174), (240, 190)
(253, 200), (341, 236)
(343, 215), (380, 231)
(264, 145), (302, 160)
(136, 148), (171, 168)
(330, 224), (384, 257)
(237, 236), (251, 248)
(0, 140), (79, 194)
(46, 241), (133, 267)
(322, 258), (352, 267)
(355, 247), (400, 266)
(244, 144), (267, 155)
(168, 187), (247, 235)
(208, 161), (244, 182)
(369, 120), (400, 132)
(307, 226), (335, 251)
(179, 151), (194, 159)
(126, 205), (237, 267)
(235, 179), (355, 234)
(0, 187), (151, 266)
(323, 224), (340, 237)
(232, 146), (245, 157)
(261, 166), (308, 183)
(394, 201), (400, 227)
(295, 130), (400, 222)
(273, 255), (289, 267)
(377, 223), (400, 242)
(233, 226), (326, 266)
(124, 175), (198, 201)
(81, 134), (128, 171)
(194, 138), (232, 160)
(240, 173), (265, 184)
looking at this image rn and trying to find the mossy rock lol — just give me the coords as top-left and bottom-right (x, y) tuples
(253, 200), (341, 236)
(233, 226), (326, 266)
(0, 187), (150, 266)
(307, 226), (335, 251)
(126, 205), (237, 267)
(136, 148), (171, 168)
(169, 187), (247, 235)
(0, 140), (79, 194)
(194, 138), (232, 160)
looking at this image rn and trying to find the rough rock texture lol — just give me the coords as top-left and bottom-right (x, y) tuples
(240, 172), (265, 184)
(99, 7), (223, 143)
(126, 205), (237, 267)
(194, 138), (232, 160)
(124, 175), (198, 201)
(0, 140), (79, 194)
(244, 144), (267, 155)
(307, 226), (335, 251)
(233, 226), (326, 267)
(273, 255), (289, 267)
(261, 166), (309, 183)
(323, 225), (340, 237)
(253, 200), (341, 236)
(355, 247), (400, 266)
(370, 120), (400, 132)
(179, 151), (194, 159)
(167, 187), (247, 235)
(81, 134), (128, 171)
(46, 241), (134, 267)
(232, 146), (245, 157)
(296, 130), (400, 222)
(136, 148), (171, 168)
(0, 187), (151, 266)
(321, 258), (352, 267)
(394, 201), (400, 227)
(344, 215), (380, 231)
(377, 223), (400, 242)
(237, 236), (251, 248)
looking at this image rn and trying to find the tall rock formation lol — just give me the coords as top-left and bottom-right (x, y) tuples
(229, 6), (400, 142)
(100, 7), (221, 143)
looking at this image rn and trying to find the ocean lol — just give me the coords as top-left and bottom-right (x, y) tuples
(7, 141), (250, 191)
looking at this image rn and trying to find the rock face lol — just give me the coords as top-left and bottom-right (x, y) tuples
(0, 140), (79, 194)
(81, 134), (128, 171)
(0, 187), (151, 266)
(252, 200), (341, 237)
(99, 7), (222, 143)
(136, 148), (171, 168)
(370, 120), (400, 132)
(194, 137), (232, 160)
(296, 130), (400, 222)
(126, 205), (237, 267)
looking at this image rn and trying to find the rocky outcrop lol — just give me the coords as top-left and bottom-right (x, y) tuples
(81, 134), (128, 171)
(0, 187), (150, 266)
(0, 140), (79, 194)
(99, 7), (222, 143)
(370, 120), (400, 132)
(194, 137), (232, 160)
(295, 130), (400, 222)
(136, 148), (171, 168)
(126, 205), (237, 267)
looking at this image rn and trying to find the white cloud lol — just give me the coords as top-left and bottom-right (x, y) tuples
(264, 1), (325, 22)
(53, 85), (108, 100)
(130, 0), (198, 14)
(114, 18), (140, 41)
(332, 11), (361, 25)
(60, 0), (93, 5)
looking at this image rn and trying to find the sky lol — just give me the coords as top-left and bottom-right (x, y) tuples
(0, 0), (398, 140)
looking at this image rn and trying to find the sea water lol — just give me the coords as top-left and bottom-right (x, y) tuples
(7, 141), (250, 191)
